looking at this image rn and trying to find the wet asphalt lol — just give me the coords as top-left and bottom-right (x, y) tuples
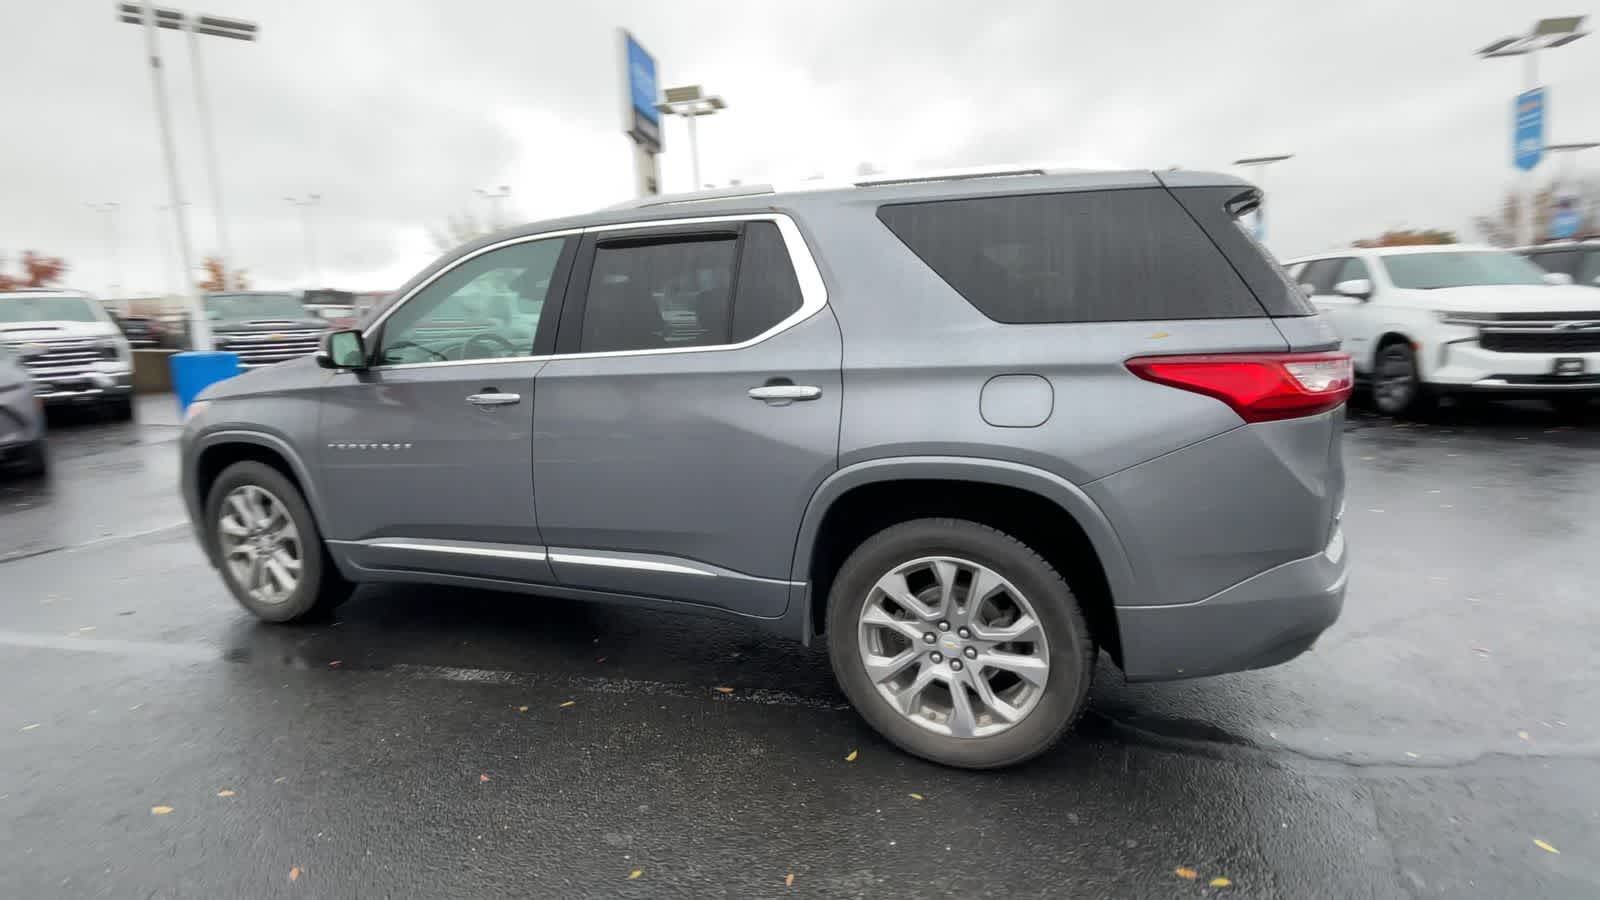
(2, 395), (1598, 899)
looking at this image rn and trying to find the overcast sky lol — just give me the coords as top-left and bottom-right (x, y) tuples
(4, 1), (1598, 296)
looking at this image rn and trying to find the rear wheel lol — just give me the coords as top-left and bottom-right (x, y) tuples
(1372, 342), (1433, 418)
(104, 395), (134, 422)
(827, 518), (1094, 769)
(204, 461), (352, 622)
(13, 442), (48, 479)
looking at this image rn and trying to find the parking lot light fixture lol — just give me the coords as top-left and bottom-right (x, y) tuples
(656, 86), (727, 191)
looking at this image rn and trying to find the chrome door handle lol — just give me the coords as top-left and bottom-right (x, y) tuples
(467, 392), (521, 407)
(748, 385), (822, 402)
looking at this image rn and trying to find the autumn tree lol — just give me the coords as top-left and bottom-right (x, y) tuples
(196, 256), (250, 291)
(0, 251), (69, 291)
(1352, 229), (1459, 248)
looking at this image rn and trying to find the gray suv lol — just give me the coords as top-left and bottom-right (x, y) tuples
(181, 168), (1352, 768)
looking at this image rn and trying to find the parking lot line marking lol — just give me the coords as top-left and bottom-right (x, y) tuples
(0, 629), (217, 662)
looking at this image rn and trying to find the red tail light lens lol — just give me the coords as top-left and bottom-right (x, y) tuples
(1125, 352), (1353, 423)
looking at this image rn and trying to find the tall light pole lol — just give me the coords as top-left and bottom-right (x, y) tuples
(154, 202), (189, 297)
(1233, 155), (1293, 242)
(285, 195), (322, 287)
(657, 85), (726, 191)
(87, 201), (122, 304)
(1477, 16), (1590, 247)
(120, 0), (210, 351)
(475, 185), (512, 230)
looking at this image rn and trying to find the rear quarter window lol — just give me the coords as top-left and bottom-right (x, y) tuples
(876, 188), (1266, 323)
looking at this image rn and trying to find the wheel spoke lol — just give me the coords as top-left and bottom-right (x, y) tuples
(971, 614), (1042, 645)
(218, 515), (250, 538)
(861, 603), (928, 644)
(977, 650), (1048, 687)
(272, 548), (302, 573)
(968, 672), (1022, 724)
(959, 566), (1004, 625)
(947, 679), (979, 737)
(930, 560), (959, 620)
(264, 556), (294, 593)
(246, 553), (266, 591)
(873, 571), (939, 621)
(863, 648), (921, 685)
(888, 665), (940, 716)
(226, 493), (255, 529)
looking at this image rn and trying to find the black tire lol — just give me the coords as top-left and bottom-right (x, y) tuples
(1371, 341), (1434, 419)
(1552, 395), (1596, 421)
(204, 461), (352, 623)
(104, 395), (134, 422)
(13, 442), (48, 479)
(826, 518), (1094, 769)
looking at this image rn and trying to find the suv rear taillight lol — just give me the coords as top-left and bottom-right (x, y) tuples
(1125, 352), (1353, 423)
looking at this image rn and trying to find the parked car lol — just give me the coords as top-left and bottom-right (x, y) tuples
(186, 292), (332, 368)
(1284, 245), (1600, 417)
(0, 340), (47, 477)
(181, 168), (1352, 768)
(110, 312), (167, 347)
(1518, 240), (1600, 288)
(0, 289), (134, 420)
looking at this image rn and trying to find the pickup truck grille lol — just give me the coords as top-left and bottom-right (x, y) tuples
(3, 338), (104, 379)
(215, 329), (325, 367)
(1481, 330), (1600, 354)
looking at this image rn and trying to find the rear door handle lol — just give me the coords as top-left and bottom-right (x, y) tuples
(467, 392), (522, 407)
(748, 385), (822, 402)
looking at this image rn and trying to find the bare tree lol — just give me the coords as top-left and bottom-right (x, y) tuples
(1474, 176), (1600, 246)
(429, 210), (489, 254)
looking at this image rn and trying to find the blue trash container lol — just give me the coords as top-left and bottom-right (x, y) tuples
(170, 351), (242, 413)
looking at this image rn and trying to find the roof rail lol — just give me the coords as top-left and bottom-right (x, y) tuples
(609, 184), (776, 211)
(852, 165), (1047, 188)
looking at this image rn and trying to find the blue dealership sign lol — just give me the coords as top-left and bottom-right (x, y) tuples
(1551, 193), (1581, 240)
(1514, 87), (1544, 171)
(626, 35), (659, 126)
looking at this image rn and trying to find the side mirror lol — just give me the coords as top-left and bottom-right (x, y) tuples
(1543, 271), (1574, 286)
(1334, 278), (1373, 300)
(316, 329), (368, 370)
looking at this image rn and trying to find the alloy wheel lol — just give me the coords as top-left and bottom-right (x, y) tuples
(216, 484), (303, 605)
(856, 556), (1050, 738)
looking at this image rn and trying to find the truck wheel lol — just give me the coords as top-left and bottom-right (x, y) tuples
(204, 461), (351, 623)
(104, 395), (134, 422)
(1372, 342), (1433, 418)
(827, 518), (1094, 769)
(15, 442), (48, 478)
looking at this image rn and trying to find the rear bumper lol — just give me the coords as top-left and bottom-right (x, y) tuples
(1115, 524), (1347, 682)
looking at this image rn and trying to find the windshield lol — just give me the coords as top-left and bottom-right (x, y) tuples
(1380, 251), (1550, 290)
(0, 295), (101, 324)
(205, 293), (306, 321)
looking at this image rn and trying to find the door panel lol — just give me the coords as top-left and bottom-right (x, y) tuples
(533, 310), (843, 617)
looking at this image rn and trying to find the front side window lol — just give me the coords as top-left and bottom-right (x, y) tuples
(580, 236), (738, 353)
(1380, 251), (1549, 290)
(1581, 251), (1600, 285)
(378, 237), (567, 365)
(0, 295), (100, 324)
(1300, 259), (1344, 295)
(1334, 257), (1372, 285)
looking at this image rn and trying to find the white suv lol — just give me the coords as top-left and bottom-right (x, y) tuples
(1283, 245), (1600, 417)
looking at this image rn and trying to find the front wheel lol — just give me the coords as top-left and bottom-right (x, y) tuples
(204, 461), (352, 622)
(1372, 342), (1433, 418)
(827, 518), (1094, 769)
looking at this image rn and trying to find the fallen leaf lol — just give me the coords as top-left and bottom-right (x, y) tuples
(78, 626), (95, 633)
(151, 805), (173, 816)
(1175, 867), (1198, 880)
(1405, 752), (1420, 759)
(627, 869), (643, 880)
(216, 789), (236, 798)
(713, 686), (734, 694)
(1518, 730), (1532, 742)
(328, 660), (342, 668)
(20, 723), (40, 732)
(785, 872), (795, 886)
(273, 777), (286, 784)
(595, 656), (607, 663)
(1472, 647), (1492, 655)
(1534, 838), (1560, 855)
(844, 749), (858, 762)
(479, 773), (491, 783)
(559, 700), (576, 709)
(289, 866), (301, 882)
(1210, 876), (1232, 887)
(909, 793), (924, 801)
(517, 705), (529, 712)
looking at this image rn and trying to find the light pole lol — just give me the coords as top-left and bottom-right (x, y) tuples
(87, 201), (122, 304)
(1232, 155), (1293, 242)
(285, 195), (322, 287)
(657, 85), (726, 191)
(1477, 16), (1590, 247)
(119, 0), (210, 351)
(117, 4), (258, 273)
(155, 202), (189, 297)
(475, 185), (512, 230)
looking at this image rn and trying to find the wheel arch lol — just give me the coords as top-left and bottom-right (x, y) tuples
(791, 457), (1140, 665)
(192, 431), (329, 545)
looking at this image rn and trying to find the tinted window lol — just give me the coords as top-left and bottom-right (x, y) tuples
(1166, 186), (1315, 316)
(1527, 250), (1581, 277)
(1582, 250), (1600, 285)
(1300, 259), (1343, 295)
(580, 236), (737, 353)
(731, 222), (804, 342)
(1381, 251), (1547, 289)
(1333, 257), (1371, 285)
(379, 237), (567, 365)
(878, 188), (1263, 323)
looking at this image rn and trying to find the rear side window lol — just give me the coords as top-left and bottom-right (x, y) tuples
(1167, 186), (1316, 316)
(877, 188), (1263, 323)
(580, 236), (738, 353)
(731, 221), (803, 342)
